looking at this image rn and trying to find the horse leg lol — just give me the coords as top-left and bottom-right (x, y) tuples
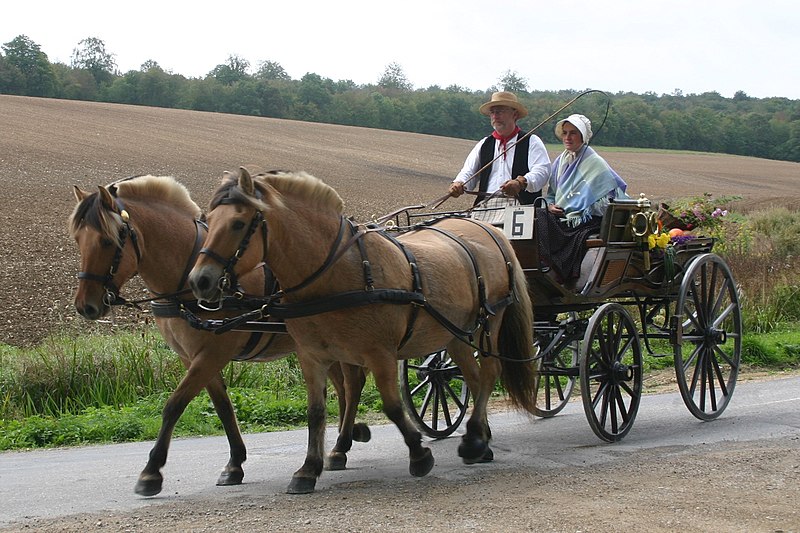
(453, 344), (500, 464)
(325, 363), (370, 471)
(287, 360), (328, 494)
(371, 359), (434, 478)
(135, 359), (226, 496)
(204, 373), (246, 486)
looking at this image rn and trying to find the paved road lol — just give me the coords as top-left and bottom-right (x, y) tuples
(2, 376), (800, 526)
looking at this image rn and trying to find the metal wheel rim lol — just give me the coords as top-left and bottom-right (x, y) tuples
(674, 253), (742, 420)
(580, 303), (643, 442)
(400, 350), (469, 439)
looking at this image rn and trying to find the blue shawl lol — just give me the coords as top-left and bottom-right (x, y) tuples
(546, 145), (628, 227)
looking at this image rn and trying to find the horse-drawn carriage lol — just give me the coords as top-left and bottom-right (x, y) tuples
(71, 167), (741, 496)
(397, 194), (741, 442)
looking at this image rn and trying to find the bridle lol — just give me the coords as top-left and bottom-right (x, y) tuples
(197, 190), (269, 310)
(76, 194), (142, 308)
(76, 186), (203, 310)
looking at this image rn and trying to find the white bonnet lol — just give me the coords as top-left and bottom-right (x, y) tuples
(555, 114), (593, 143)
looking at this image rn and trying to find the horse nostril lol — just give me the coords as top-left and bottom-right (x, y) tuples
(193, 275), (211, 292)
(78, 304), (99, 320)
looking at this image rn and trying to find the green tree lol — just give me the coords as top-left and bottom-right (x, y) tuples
(71, 37), (117, 86)
(255, 60), (290, 81)
(0, 54), (25, 95)
(378, 62), (412, 91)
(210, 55), (250, 85)
(297, 73), (333, 121)
(498, 70), (528, 93)
(1, 35), (57, 96)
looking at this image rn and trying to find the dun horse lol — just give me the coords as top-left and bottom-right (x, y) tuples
(189, 168), (538, 494)
(69, 175), (369, 497)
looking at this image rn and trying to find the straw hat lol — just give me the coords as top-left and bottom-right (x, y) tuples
(479, 91), (528, 118)
(555, 113), (593, 143)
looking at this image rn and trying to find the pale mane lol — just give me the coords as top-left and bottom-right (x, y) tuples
(115, 175), (202, 218)
(255, 170), (344, 213)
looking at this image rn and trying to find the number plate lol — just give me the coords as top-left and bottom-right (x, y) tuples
(503, 206), (535, 240)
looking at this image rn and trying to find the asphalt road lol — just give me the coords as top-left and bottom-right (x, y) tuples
(2, 376), (799, 527)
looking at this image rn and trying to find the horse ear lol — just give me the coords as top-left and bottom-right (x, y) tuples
(73, 185), (91, 202)
(239, 166), (255, 196)
(98, 185), (115, 210)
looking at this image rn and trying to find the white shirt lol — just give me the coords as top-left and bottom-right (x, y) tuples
(453, 133), (551, 194)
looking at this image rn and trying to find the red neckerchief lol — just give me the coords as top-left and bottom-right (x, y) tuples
(492, 126), (521, 159)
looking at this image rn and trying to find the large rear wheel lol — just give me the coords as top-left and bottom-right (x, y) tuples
(674, 253), (741, 420)
(400, 350), (469, 439)
(580, 303), (643, 442)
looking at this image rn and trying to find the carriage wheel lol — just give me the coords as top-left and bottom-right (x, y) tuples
(674, 253), (741, 421)
(400, 350), (469, 439)
(580, 303), (643, 442)
(533, 315), (581, 418)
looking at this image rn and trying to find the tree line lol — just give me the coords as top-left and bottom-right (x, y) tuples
(2, 34), (799, 162)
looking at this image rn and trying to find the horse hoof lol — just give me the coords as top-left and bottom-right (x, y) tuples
(352, 422), (372, 443)
(409, 448), (434, 477)
(134, 476), (163, 497)
(216, 467), (244, 486)
(479, 447), (494, 463)
(325, 452), (348, 471)
(286, 476), (317, 494)
(458, 435), (489, 465)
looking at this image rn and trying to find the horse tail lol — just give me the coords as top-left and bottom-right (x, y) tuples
(496, 257), (537, 415)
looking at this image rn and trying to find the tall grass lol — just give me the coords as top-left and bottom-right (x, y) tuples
(0, 325), (386, 450)
(720, 205), (800, 333)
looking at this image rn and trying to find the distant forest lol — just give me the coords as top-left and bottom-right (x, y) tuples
(2, 35), (799, 162)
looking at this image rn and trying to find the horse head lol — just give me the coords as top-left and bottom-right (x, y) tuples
(188, 167), (272, 305)
(69, 184), (141, 320)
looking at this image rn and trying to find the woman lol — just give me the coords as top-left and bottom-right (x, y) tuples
(537, 113), (628, 281)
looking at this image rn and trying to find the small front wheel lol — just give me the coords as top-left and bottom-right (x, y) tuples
(400, 350), (469, 439)
(580, 303), (643, 442)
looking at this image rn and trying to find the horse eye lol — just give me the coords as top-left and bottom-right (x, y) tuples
(232, 220), (246, 231)
(101, 238), (114, 248)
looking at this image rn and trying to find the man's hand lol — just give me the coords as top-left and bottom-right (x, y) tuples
(449, 181), (465, 197)
(500, 176), (526, 196)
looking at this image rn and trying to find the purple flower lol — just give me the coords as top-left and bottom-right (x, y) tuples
(670, 235), (697, 246)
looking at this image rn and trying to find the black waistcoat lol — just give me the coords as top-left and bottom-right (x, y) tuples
(477, 133), (541, 206)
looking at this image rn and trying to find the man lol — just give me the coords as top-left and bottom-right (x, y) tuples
(448, 91), (550, 224)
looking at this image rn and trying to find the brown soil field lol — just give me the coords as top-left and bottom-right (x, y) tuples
(1, 94), (798, 347)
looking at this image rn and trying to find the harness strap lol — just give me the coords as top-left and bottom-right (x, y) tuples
(281, 216), (349, 295)
(378, 230), (424, 350)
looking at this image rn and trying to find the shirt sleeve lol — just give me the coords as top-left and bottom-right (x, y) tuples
(453, 138), (486, 191)
(521, 135), (551, 192)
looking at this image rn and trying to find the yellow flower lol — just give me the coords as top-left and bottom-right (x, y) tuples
(648, 232), (671, 250)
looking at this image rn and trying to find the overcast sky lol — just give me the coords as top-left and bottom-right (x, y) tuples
(4, 0), (799, 99)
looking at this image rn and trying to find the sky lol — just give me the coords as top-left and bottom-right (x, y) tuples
(3, 0), (799, 100)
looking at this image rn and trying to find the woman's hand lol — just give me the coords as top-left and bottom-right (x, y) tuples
(548, 204), (564, 216)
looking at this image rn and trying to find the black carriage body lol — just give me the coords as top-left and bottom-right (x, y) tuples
(398, 196), (741, 442)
